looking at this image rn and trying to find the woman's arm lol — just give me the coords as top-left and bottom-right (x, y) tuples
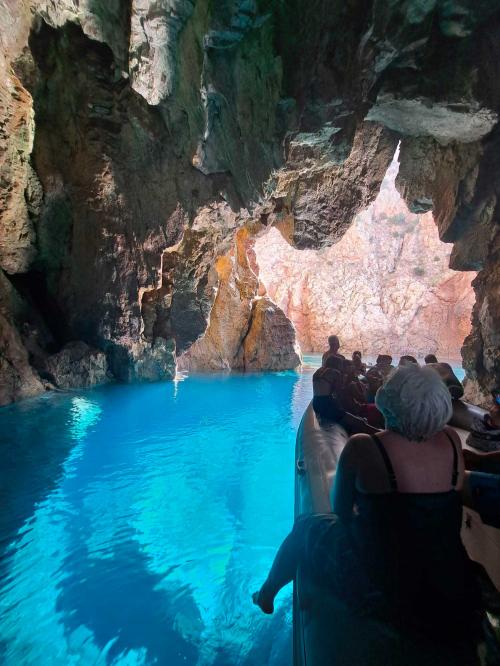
(331, 437), (362, 521)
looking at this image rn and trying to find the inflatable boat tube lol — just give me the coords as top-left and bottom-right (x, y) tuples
(293, 403), (488, 665)
(451, 399), (488, 431)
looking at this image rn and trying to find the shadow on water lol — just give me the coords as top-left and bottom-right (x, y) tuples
(0, 395), (77, 565)
(56, 527), (200, 665)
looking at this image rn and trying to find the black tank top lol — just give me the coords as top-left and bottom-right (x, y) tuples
(351, 432), (478, 633)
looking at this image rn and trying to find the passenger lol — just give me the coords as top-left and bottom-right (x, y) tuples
(253, 365), (480, 644)
(312, 356), (344, 423)
(374, 354), (394, 379)
(425, 354), (438, 364)
(339, 360), (367, 413)
(312, 357), (378, 435)
(321, 335), (345, 366)
(398, 355), (418, 366)
(352, 351), (366, 375)
(364, 368), (383, 403)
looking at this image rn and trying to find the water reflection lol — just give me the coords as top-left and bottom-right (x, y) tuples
(0, 372), (312, 665)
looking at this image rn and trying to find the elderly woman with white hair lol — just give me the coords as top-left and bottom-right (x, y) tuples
(253, 364), (480, 641)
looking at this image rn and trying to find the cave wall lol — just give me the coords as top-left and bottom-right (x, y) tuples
(1, 1), (500, 405)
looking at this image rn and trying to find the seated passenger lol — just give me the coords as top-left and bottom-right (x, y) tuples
(312, 357), (377, 435)
(398, 355), (418, 366)
(425, 353), (438, 364)
(321, 335), (345, 366)
(254, 365), (480, 644)
(364, 368), (383, 404)
(339, 360), (367, 413)
(374, 354), (394, 379)
(352, 351), (366, 375)
(312, 356), (344, 423)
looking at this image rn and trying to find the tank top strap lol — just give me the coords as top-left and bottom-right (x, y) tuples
(371, 434), (398, 491)
(443, 430), (459, 488)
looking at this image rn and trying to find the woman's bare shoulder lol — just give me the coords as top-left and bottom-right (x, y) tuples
(344, 433), (376, 456)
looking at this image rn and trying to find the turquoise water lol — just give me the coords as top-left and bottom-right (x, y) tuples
(0, 372), (313, 666)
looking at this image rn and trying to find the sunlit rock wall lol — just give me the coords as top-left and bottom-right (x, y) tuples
(256, 153), (476, 360)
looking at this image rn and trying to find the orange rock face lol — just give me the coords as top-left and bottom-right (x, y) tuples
(255, 152), (476, 361)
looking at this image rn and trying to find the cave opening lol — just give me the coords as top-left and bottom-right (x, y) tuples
(254, 147), (477, 371)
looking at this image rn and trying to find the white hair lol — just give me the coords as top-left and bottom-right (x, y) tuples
(375, 364), (452, 441)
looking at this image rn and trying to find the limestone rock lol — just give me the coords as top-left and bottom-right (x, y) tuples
(44, 341), (110, 389)
(241, 297), (301, 371)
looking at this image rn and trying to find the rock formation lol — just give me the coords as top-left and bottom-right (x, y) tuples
(1, 1), (500, 405)
(255, 152), (476, 361)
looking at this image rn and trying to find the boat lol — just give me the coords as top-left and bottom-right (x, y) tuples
(293, 401), (500, 665)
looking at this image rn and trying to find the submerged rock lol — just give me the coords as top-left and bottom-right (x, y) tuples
(44, 341), (111, 389)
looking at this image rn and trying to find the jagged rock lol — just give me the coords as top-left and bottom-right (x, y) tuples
(240, 297), (301, 371)
(0, 313), (45, 406)
(177, 226), (259, 371)
(44, 341), (110, 389)
(0, 71), (38, 274)
(256, 152), (476, 360)
(129, 0), (196, 105)
(127, 337), (176, 382)
(270, 122), (398, 250)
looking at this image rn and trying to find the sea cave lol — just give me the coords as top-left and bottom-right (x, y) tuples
(0, 2), (499, 665)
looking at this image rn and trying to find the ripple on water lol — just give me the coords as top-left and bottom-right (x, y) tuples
(0, 371), (312, 665)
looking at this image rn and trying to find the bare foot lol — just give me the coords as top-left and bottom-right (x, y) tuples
(252, 588), (274, 614)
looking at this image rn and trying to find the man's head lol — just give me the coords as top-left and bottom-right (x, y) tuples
(424, 354), (438, 364)
(399, 355), (418, 367)
(328, 335), (340, 352)
(352, 351), (362, 360)
(376, 354), (392, 366)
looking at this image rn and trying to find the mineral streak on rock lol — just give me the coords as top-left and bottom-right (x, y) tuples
(255, 151), (476, 361)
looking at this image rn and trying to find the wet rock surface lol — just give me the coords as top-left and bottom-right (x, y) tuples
(1, 1), (500, 401)
(43, 341), (110, 389)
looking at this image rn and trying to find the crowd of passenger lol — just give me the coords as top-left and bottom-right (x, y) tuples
(254, 334), (500, 659)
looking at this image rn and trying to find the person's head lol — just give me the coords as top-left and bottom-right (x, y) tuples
(375, 365), (452, 441)
(342, 359), (357, 381)
(352, 351), (362, 360)
(424, 354), (438, 364)
(376, 354), (392, 367)
(327, 335), (340, 352)
(399, 355), (418, 367)
(366, 368), (383, 393)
